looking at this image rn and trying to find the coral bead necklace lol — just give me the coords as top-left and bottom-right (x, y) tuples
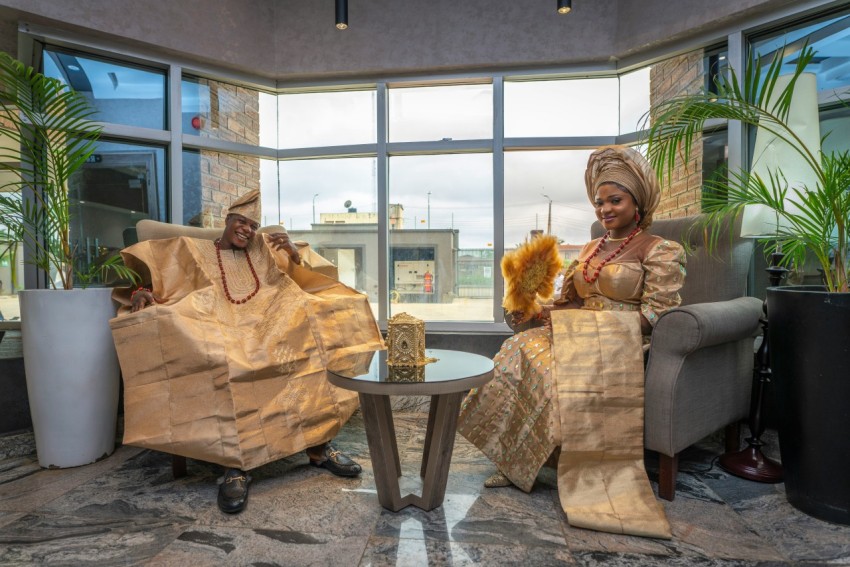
(582, 226), (642, 284)
(215, 238), (260, 304)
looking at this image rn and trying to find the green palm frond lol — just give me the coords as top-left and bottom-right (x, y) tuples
(645, 45), (849, 292)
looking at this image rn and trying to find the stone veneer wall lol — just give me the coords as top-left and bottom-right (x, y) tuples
(197, 80), (261, 228)
(649, 50), (705, 219)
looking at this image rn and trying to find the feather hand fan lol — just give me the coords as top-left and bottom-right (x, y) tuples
(501, 234), (562, 317)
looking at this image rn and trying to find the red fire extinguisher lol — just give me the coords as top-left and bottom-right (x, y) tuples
(423, 271), (433, 293)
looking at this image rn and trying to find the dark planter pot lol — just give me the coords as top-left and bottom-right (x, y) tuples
(767, 285), (850, 525)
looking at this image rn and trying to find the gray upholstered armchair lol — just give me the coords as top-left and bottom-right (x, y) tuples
(590, 214), (762, 500)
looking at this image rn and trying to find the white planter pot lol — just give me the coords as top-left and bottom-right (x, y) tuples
(20, 288), (120, 468)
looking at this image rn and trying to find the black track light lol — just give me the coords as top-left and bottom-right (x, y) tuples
(557, 0), (572, 14)
(336, 0), (348, 30)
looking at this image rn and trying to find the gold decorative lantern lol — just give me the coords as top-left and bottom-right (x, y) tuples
(386, 312), (426, 366)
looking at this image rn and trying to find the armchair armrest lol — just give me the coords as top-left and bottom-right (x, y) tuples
(650, 296), (763, 356)
(644, 296), (763, 457)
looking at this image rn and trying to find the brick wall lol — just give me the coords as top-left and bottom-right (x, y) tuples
(649, 50), (705, 219)
(197, 80), (261, 228)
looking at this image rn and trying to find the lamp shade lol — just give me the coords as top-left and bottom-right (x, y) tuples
(741, 72), (820, 237)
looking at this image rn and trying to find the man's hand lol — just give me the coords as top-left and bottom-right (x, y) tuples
(267, 232), (302, 265)
(131, 289), (159, 312)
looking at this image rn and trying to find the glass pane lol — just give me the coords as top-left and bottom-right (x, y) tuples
(619, 67), (651, 134)
(182, 76), (274, 146)
(701, 128), (729, 208)
(68, 140), (166, 283)
(821, 105), (850, 154)
(750, 11), (850, 95)
(504, 149), (597, 250)
(389, 84), (493, 142)
(278, 90), (376, 149)
(182, 149), (273, 228)
(505, 78), (619, 137)
(43, 49), (166, 130)
(277, 158), (379, 317)
(389, 153), (493, 322)
(704, 47), (729, 96)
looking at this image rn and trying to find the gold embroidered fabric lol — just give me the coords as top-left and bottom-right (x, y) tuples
(458, 232), (685, 538)
(553, 310), (671, 539)
(110, 235), (384, 471)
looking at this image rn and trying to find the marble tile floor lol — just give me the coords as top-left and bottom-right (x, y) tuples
(0, 414), (848, 567)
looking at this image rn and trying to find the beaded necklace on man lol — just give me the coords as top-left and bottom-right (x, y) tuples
(582, 225), (642, 284)
(214, 238), (261, 304)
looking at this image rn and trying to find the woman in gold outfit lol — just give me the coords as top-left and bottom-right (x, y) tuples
(458, 145), (686, 539)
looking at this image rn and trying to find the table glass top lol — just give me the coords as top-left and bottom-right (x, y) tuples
(327, 349), (494, 385)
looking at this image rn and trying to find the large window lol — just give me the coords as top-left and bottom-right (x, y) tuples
(33, 22), (823, 327)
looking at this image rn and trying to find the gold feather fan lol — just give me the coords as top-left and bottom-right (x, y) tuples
(502, 234), (562, 317)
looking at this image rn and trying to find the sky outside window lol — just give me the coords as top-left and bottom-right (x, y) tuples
(389, 84), (493, 142)
(278, 90), (376, 148)
(505, 77), (619, 137)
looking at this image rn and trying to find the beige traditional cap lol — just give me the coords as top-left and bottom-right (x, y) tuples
(226, 190), (261, 224)
(584, 145), (661, 229)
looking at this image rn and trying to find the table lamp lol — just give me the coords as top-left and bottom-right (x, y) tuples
(719, 71), (820, 482)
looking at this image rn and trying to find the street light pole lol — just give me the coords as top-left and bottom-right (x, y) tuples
(542, 192), (552, 235)
(312, 193), (319, 225)
(427, 191), (431, 229)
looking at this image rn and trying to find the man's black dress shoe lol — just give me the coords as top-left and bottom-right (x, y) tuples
(309, 444), (362, 477)
(218, 468), (251, 514)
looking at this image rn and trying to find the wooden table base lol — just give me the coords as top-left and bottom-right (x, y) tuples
(359, 391), (464, 512)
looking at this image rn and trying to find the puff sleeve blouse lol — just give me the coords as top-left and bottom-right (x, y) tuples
(556, 231), (686, 327)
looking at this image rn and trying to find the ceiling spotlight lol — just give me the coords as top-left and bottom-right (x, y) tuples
(336, 0), (348, 30)
(557, 0), (572, 14)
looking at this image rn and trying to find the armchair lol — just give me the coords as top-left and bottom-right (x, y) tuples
(590, 214), (762, 500)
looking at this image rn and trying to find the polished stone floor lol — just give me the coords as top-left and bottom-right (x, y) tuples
(0, 413), (848, 566)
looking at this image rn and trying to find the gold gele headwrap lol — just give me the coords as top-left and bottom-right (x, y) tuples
(227, 190), (262, 225)
(585, 145), (661, 229)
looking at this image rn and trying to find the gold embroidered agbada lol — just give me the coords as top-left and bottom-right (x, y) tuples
(458, 231), (686, 538)
(110, 234), (384, 471)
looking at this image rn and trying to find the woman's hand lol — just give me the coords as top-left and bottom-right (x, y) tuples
(268, 232), (302, 265)
(509, 310), (531, 326)
(536, 305), (554, 328)
(510, 306), (551, 327)
(131, 288), (159, 312)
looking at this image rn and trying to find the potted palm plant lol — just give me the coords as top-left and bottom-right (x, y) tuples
(645, 46), (850, 525)
(0, 51), (137, 468)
